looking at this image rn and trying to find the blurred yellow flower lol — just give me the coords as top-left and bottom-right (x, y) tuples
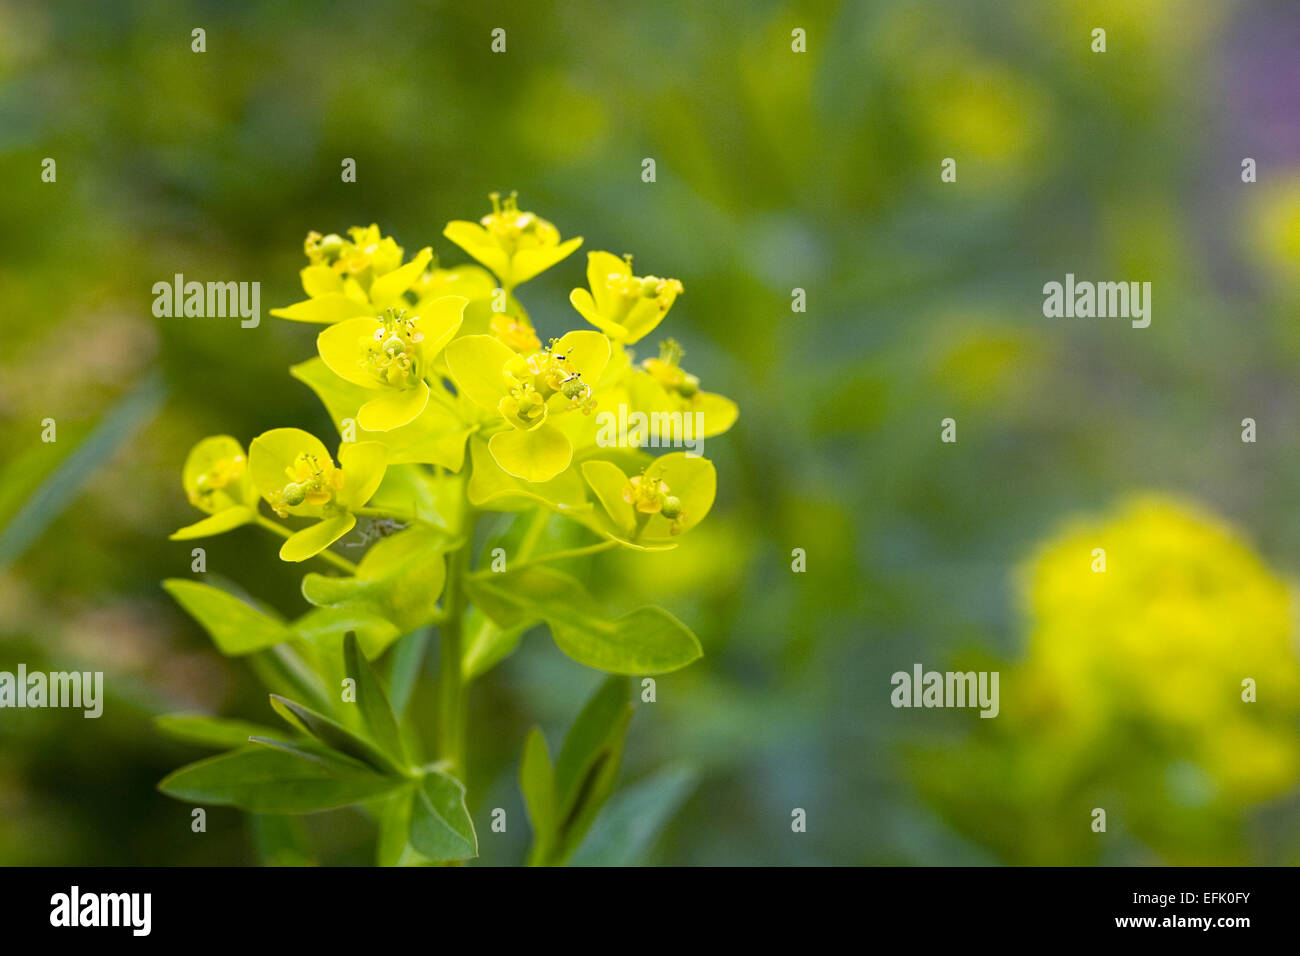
(1019, 495), (1300, 803)
(912, 495), (1300, 864)
(1248, 173), (1300, 282)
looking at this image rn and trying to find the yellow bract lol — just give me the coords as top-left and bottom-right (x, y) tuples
(443, 192), (582, 291)
(569, 251), (683, 344)
(249, 428), (388, 561)
(170, 435), (259, 540)
(445, 331), (609, 483)
(271, 224), (434, 325)
(316, 297), (466, 432)
(580, 454), (716, 547)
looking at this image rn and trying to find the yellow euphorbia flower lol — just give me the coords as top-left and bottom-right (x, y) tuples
(443, 192), (582, 292)
(249, 428), (388, 562)
(411, 263), (497, 310)
(444, 331), (609, 482)
(490, 313), (542, 353)
(316, 297), (466, 431)
(580, 453), (716, 548)
(569, 251), (683, 344)
(170, 435), (259, 540)
(271, 224), (433, 324)
(631, 338), (737, 438)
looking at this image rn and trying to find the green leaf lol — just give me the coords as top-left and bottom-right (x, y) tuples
(301, 527), (447, 634)
(551, 607), (702, 676)
(385, 627), (430, 718)
(291, 357), (474, 470)
(568, 765), (698, 866)
(343, 632), (405, 764)
(551, 677), (633, 863)
(248, 645), (334, 716)
(554, 677), (632, 819)
(292, 606), (401, 661)
(248, 735), (360, 769)
(0, 372), (164, 571)
(466, 567), (702, 674)
(154, 713), (283, 750)
(268, 694), (407, 777)
(408, 769), (478, 861)
(163, 578), (295, 655)
(159, 745), (402, 813)
(519, 727), (557, 864)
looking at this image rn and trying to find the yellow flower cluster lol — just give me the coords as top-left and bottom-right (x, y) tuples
(174, 194), (739, 559)
(911, 496), (1300, 864)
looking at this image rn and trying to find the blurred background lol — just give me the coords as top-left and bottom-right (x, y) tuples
(2, 0), (1300, 865)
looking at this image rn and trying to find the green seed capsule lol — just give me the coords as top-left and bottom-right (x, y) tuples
(319, 234), (345, 261)
(281, 483), (308, 507)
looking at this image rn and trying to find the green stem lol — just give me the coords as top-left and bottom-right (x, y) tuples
(515, 507), (551, 564)
(256, 516), (358, 574)
(438, 510), (476, 778)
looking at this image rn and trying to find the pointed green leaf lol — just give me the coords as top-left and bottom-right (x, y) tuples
(154, 713), (283, 750)
(159, 745), (402, 813)
(568, 765), (698, 866)
(248, 645), (334, 716)
(520, 727), (556, 864)
(554, 677), (633, 819)
(343, 632), (405, 764)
(465, 567), (702, 674)
(163, 579), (295, 655)
(550, 677), (633, 865)
(268, 694), (407, 777)
(0, 372), (164, 571)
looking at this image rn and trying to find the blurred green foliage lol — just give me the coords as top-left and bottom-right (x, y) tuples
(2, 0), (1299, 864)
